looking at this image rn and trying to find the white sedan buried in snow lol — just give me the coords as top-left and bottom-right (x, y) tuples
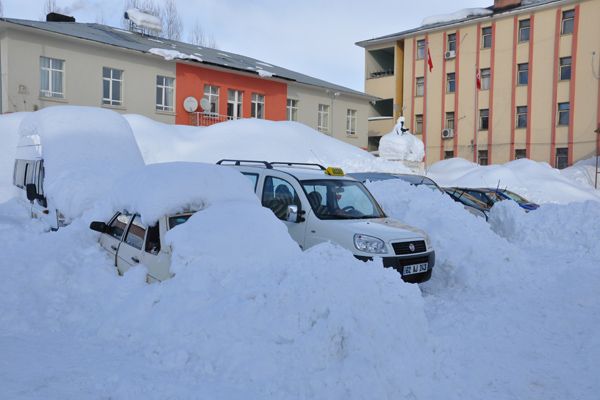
(90, 211), (193, 282)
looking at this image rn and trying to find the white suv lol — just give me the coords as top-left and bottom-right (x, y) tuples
(218, 160), (436, 283)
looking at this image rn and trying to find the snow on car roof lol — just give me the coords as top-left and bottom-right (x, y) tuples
(109, 161), (259, 225)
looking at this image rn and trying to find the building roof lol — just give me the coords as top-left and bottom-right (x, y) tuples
(355, 0), (565, 47)
(0, 17), (372, 99)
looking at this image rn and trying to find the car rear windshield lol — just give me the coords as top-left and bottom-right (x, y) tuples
(301, 179), (385, 220)
(168, 213), (194, 230)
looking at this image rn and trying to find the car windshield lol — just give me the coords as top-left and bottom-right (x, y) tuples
(500, 190), (529, 203)
(395, 174), (441, 191)
(301, 179), (386, 220)
(447, 190), (489, 210)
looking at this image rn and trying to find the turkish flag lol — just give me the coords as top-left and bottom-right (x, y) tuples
(476, 70), (481, 90)
(427, 48), (434, 72)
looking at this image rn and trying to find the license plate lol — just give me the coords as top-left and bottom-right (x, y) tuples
(403, 262), (429, 275)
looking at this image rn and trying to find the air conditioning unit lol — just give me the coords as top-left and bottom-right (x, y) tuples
(444, 50), (456, 59)
(441, 128), (454, 139)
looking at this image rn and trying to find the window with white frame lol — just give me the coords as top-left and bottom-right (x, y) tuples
(102, 67), (123, 106)
(447, 33), (456, 52)
(155, 76), (174, 111)
(251, 93), (265, 119)
(203, 85), (219, 114)
(416, 39), (425, 59)
(445, 112), (455, 130)
(317, 104), (330, 133)
(516, 105), (528, 128)
(561, 9), (574, 35)
(227, 89), (243, 119)
(518, 19), (530, 42)
(481, 26), (492, 49)
(415, 114), (423, 134)
(287, 99), (298, 121)
(559, 57), (571, 80)
(446, 72), (455, 93)
(555, 147), (568, 169)
(558, 102), (570, 125)
(346, 109), (357, 135)
(480, 68), (491, 90)
(416, 77), (424, 96)
(479, 109), (489, 130)
(40, 56), (64, 98)
(517, 63), (528, 85)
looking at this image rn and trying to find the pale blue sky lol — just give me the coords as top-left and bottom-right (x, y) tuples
(2, 0), (485, 91)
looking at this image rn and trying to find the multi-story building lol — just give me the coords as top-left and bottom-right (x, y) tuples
(0, 14), (373, 148)
(357, 0), (600, 168)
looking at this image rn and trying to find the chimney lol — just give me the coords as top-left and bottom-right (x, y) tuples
(493, 0), (522, 10)
(46, 13), (76, 23)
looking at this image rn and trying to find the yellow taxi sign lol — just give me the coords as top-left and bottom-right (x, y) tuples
(325, 167), (345, 176)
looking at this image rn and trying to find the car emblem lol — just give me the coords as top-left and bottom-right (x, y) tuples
(409, 243), (415, 252)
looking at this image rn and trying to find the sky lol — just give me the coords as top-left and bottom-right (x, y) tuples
(1, 0), (486, 91)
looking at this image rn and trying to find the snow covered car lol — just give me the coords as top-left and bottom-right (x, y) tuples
(450, 187), (539, 211)
(218, 160), (436, 283)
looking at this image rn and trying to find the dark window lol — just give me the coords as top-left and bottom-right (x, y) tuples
(482, 27), (492, 49)
(479, 109), (489, 130)
(447, 72), (456, 93)
(558, 102), (570, 125)
(416, 39), (425, 59)
(561, 10), (575, 35)
(445, 112), (455, 130)
(241, 172), (259, 191)
(416, 77), (424, 96)
(517, 63), (528, 85)
(447, 33), (456, 52)
(518, 19), (530, 42)
(145, 223), (161, 254)
(515, 149), (526, 159)
(559, 57), (571, 80)
(108, 213), (130, 241)
(444, 150), (454, 159)
(555, 147), (568, 169)
(415, 114), (423, 134)
(168, 214), (193, 230)
(516, 106), (528, 128)
(478, 150), (489, 165)
(124, 215), (146, 250)
(262, 176), (301, 221)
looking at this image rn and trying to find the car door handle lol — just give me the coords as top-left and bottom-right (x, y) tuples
(110, 245), (118, 251)
(131, 257), (140, 263)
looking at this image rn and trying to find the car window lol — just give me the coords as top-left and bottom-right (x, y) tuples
(262, 176), (301, 220)
(241, 172), (259, 191)
(124, 215), (146, 250)
(145, 223), (161, 254)
(107, 213), (131, 241)
(168, 213), (193, 230)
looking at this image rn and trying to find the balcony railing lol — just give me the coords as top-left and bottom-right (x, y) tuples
(368, 69), (394, 79)
(190, 112), (234, 126)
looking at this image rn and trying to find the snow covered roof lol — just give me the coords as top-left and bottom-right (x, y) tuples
(356, 0), (561, 47)
(0, 17), (370, 99)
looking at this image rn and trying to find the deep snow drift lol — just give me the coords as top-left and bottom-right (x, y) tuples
(377, 117), (425, 162)
(125, 114), (411, 173)
(0, 112), (29, 202)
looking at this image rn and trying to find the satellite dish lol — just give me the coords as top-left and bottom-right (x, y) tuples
(183, 96), (198, 113)
(200, 97), (211, 112)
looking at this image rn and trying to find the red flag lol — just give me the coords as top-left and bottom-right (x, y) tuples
(476, 70), (481, 90)
(427, 48), (434, 72)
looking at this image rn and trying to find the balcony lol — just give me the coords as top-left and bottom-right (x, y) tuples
(366, 75), (395, 100)
(369, 69), (394, 79)
(189, 112), (234, 126)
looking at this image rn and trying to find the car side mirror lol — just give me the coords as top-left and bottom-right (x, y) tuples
(25, 184), (37, 202)
(89, 221), (108, 233)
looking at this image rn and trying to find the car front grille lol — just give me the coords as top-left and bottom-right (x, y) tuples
(392, 240), (426, 255)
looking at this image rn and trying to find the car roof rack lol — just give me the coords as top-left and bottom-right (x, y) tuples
(216, 159), (273, 169)
(270, 162), (326, 171)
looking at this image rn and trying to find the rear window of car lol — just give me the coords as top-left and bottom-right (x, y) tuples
(168, 213), (193, 230)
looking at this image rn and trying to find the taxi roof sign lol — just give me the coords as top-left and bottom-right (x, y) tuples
(325, 167), (345, 176)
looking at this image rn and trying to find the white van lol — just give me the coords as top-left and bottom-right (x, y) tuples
(218, 160), (436, 283)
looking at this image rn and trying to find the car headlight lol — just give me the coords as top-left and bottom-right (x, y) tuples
(424, 234), (432, 249)
(353, 234), (388, 254)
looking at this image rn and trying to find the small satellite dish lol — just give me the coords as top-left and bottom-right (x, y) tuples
(183, 96), (198, 113)
(200, 97), (211, 112)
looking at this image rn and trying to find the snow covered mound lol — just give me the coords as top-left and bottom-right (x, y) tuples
(125, 114), (411, 173)
(378, 117), (425, 162)
(562, 156), (600, 188)
(428, 157), (600, 204)
(421, 8), (492, 26)
(107, 162), (257, 225)
(18, 106), (145, 220)
(0, 112), (30, 202)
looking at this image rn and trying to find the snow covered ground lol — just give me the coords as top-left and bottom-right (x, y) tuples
(1, 108), (599, 399)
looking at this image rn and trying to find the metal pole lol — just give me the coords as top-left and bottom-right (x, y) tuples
(595, 125), (599, 189)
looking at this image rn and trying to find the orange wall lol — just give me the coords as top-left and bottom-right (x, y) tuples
(175, 63), (287, 124)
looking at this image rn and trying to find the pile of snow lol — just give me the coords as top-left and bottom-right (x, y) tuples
(107, 162), (257, 225)
(428, 157), (600, 204)
(148, 48), (202, 62)
(0, 112), (30, 202)
(17, 106), (144, 220)
(257, 69), (275, 78)
(125, 8), (162, 32)
(125, 114), (412, 173)
(562, 156), (599, 188)
(378, 117), (425, 162)
(421, 8), (493, 26)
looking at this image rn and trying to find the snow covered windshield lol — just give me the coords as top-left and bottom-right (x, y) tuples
(301, 180), (385, 220)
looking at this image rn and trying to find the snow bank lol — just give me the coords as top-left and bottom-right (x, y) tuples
(0, 112), (30, 202)
(257, 69), (275, 78)
(428, 157), (600, 204)
(18, 106), (145, 220)
(421, 8), (492, 26)
(108, 162), (257, 225)
(378, 117), (425, 162)
(125, 114), (412, 173)
(562, 156), (599, 188)
(126, 8), (162, 32)
(148, 48), (202, 62)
